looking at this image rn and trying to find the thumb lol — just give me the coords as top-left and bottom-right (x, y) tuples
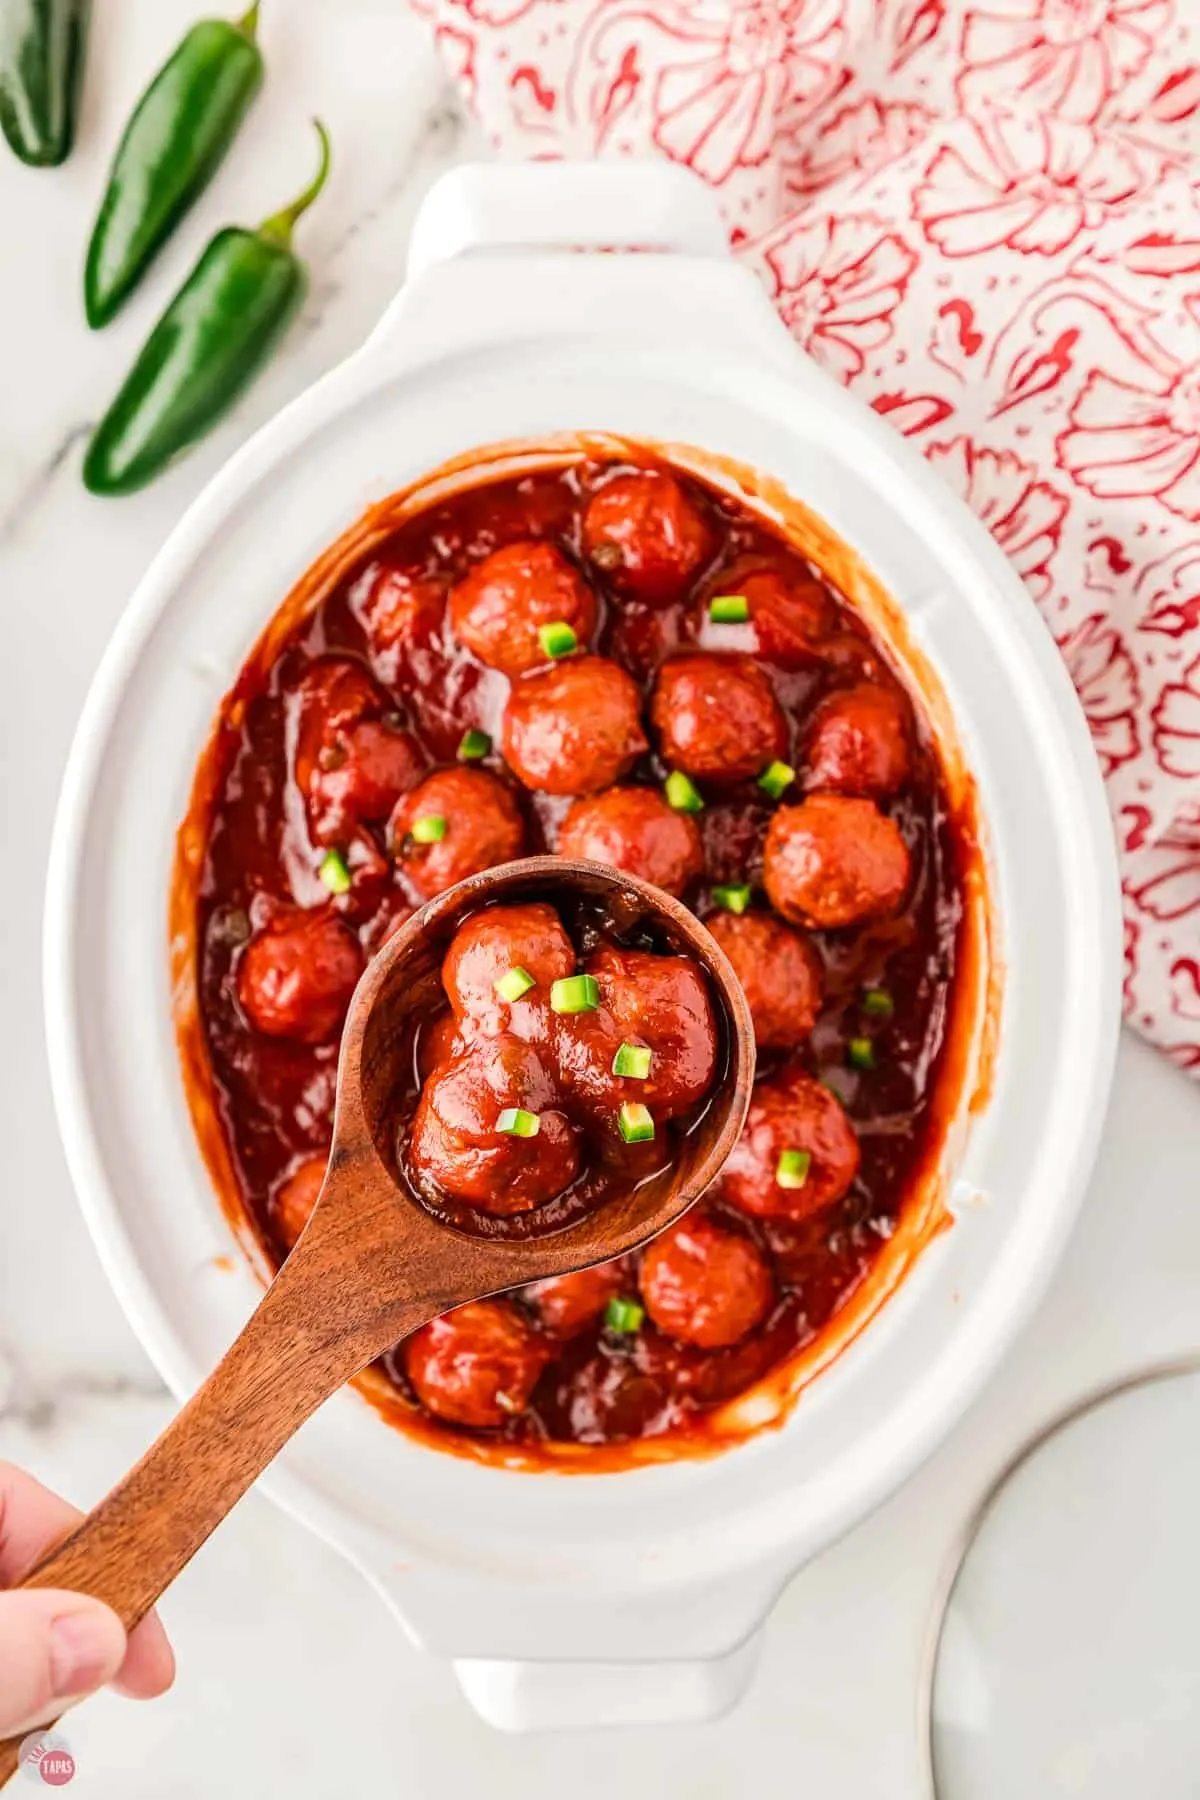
(0, 1590), (127, 1737)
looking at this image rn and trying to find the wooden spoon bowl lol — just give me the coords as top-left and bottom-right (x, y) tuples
(0, 857), (754, 1782)
(347, 855), (754, 1264)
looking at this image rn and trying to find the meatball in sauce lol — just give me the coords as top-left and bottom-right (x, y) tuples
(502, 655), (647, 796)
(558, 786), (705, 897)
(651, 653), (788, 783)
(582, 469), (713, 604)
(764, 794), (911, 929)
(449, 541), (598, 678)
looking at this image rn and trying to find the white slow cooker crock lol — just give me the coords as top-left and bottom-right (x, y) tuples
(44, 162), (1120, 1732)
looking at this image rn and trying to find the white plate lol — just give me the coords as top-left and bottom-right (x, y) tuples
(931, 1362), (1200, 1797)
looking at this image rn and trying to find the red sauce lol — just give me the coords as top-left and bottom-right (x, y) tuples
(174, 447), (987, 1469)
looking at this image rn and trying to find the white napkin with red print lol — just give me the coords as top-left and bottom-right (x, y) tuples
(412, 0), (1200, 1076)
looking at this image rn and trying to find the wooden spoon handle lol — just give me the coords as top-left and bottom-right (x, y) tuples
(0, 1221), (438, 1785)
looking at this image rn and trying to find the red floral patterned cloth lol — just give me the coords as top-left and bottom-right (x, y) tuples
(413, 0), (1200, 1075)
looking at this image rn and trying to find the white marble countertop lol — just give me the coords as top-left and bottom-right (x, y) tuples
(2, 1), (1198, 1793)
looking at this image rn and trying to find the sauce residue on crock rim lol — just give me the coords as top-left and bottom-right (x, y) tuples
(170, 431), (999, 1473)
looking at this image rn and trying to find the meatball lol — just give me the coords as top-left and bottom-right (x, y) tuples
(236, 909), (364, 1045)
(558, 786), (704, 897)
(639, 1215), (773, 1349)
(706, 910), (822, 1050)
(525, 1261), (626, 1336)
(556, 945), (718, 1122)
(292, 656), (424, 845)
(273, 1155), (325, 1250)
(402, 1300), (549, 1429)
(442, 902), (576, 1026)
(736, 567), (829, 667)
(449, 541), (598, 677)
(650, 654), (787, 782)
(804, 683), (911, 798)
(408, 1035), (581, 1213)
(419, 1009), (462, 1077)
(352, 564), (445, 665)
(502, 656), (647, 796)
(763, 794), (911, 929)
(581, 469), (713, 604)
(312, 721), (425, 847)
(721, 1069), (859, 1222)
(391, 767), (524, 899)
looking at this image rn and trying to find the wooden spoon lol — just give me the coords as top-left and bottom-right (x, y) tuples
(0, 856), (753, 1779)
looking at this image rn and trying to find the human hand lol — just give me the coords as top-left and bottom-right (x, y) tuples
(0, 1462), (174, 1737)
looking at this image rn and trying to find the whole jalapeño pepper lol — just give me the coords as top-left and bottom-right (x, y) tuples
(84, 2), (264, 329)
(0, 0), (91, 167)
(83, 121), (331, 498)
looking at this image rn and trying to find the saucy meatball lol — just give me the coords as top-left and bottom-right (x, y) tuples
(391, 767), (524, 899)
(651, 654), (787, 782)
(402, 1300), (549, 1429)
(763, 794), (911, 929)
(408, 1035), (581, 1213)
(502, 656), (647, 796)
(721, 1068), (859, 1222)
(293, 657), (424, 845)
(582, 469), (713, 604)
(273, 1155), (325, 1249)
(419, 1009), (462, 1076)
(804, 682), (911, 798)
(442, 902), (576, 1026)
(558, 786), (704, 897)
(449, 541), (597, 677)
(736, 567), (829, 666)
(706, 910), (822, 1050)
(236, 909), (364, 1045)
(525, 1262), (626, 1336)
(640, 1215), (774, 1349)
(556, 944), (718, 1122)
(353, 564), (445, 665)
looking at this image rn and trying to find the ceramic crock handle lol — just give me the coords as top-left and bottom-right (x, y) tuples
(452, 1636), (765, 1732)
(405, 161), (729, 277)
(367, 160), (787, 372)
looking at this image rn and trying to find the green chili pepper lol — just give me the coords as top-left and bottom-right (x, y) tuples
(84, 3), (264, 329)
(0, 0), (91, 166)
(83, 120), (331, 498)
